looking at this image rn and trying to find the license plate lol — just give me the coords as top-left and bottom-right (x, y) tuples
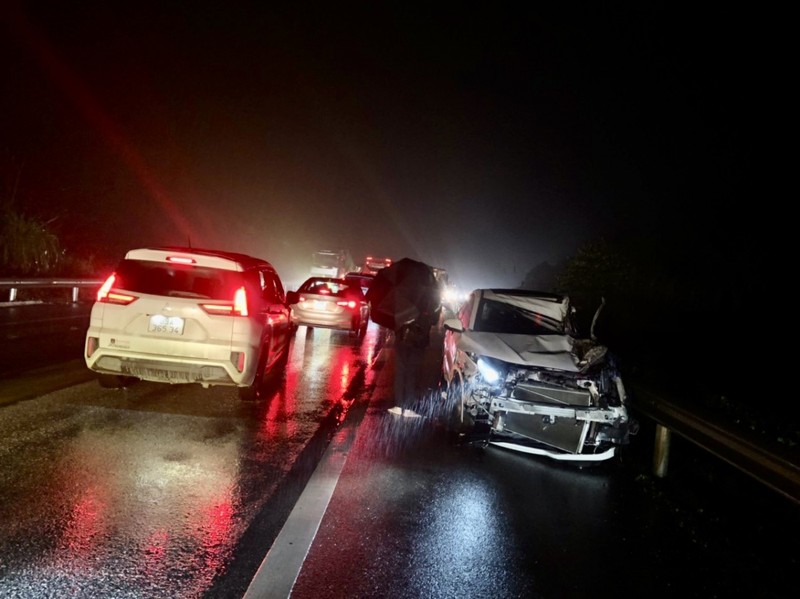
(148, 315), (185, 335)
(314, 300), (327, 311)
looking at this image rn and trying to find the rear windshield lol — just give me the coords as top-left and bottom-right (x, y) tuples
(113, 259), (246, 300)
(312, 253), (343, 268)
(344, 275), (373, 292)
(299, 278), (362, 298)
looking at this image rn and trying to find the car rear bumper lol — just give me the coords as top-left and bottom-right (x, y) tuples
(292, 311), (356, 330)
(85, 345), (256, 386)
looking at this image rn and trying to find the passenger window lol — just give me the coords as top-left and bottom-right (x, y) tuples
(273, 276), (286, 302)
(262, 273), (282, 303)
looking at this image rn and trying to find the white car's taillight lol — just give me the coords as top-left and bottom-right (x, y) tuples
(201, 286), (249, 316)
(96, 274), (138, 305)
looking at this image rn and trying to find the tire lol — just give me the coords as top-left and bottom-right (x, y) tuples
(238, 350), (268, 401)
(350, 317), (365, 339)
(444, 378), (473, 436)
(238, 338), (290, 401)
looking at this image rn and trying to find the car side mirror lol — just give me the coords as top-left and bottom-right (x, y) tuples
(286, 290), (299, 305)
(443, 318), (463, 333)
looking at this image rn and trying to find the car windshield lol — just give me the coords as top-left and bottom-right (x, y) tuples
(474, 298), (565, 335)
(114, 259), (243, 300)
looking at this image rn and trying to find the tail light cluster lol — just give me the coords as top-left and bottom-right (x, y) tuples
(201, 286), (249, 316)
(97, 274), (138, 305)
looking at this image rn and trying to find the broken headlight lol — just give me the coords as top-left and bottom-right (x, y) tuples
(476, 357), (506, 386)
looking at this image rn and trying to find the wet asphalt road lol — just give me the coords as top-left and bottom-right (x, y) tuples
(261, 339), (799, 599)
(0, 313), (798, 598)
(0, 323), (384, 598)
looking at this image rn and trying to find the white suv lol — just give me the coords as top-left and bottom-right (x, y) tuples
(84, 247), (292, 400)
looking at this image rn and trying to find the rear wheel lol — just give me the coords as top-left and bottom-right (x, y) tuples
(350, 316), (365, 339)
(238, 350), (268, 401)
(238, 339), (290, 401)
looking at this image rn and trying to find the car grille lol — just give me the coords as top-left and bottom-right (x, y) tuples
(511, 381), (592, 407)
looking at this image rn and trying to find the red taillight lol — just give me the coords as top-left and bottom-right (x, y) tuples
(318, 288), (330, 295)
(233, 287), (248, 315)
(201, 286), (249, 316)
(336, 299), (358, 309)
(96, 274), (138, 305)
(96, 274), (114, 301)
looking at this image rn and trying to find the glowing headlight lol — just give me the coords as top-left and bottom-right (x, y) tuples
(477, 358), (502, 384)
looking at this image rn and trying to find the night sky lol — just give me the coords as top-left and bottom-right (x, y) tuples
(1, 3), (767, 290)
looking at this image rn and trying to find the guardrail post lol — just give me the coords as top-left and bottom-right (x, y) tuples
(653, 423), (671, 478)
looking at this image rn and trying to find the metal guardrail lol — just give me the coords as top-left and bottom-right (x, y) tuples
(629, 382), (800, 505)
(0, 278), (103, 303)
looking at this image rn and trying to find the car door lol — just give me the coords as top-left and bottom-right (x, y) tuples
(262, 271), (291, 360)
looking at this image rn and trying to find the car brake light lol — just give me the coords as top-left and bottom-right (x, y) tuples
(233, 287), (248, 315)
(200, 286), (249, 316)
(337, 300), (357, 309)
(97, 274), (115, 300)
(96, 274), (138, 305)
(167, 255), (196, 264)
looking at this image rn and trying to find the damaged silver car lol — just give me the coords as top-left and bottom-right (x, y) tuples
(440, 288), (635, 462)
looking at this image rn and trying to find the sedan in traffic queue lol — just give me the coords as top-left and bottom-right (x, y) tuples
(287, 276), (370, 338)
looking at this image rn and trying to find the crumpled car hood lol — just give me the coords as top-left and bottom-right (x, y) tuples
(457, 331), (586, 372)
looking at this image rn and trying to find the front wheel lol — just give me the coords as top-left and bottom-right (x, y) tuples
(444, 378), (473, 437)
(238, 350), (268, 401)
